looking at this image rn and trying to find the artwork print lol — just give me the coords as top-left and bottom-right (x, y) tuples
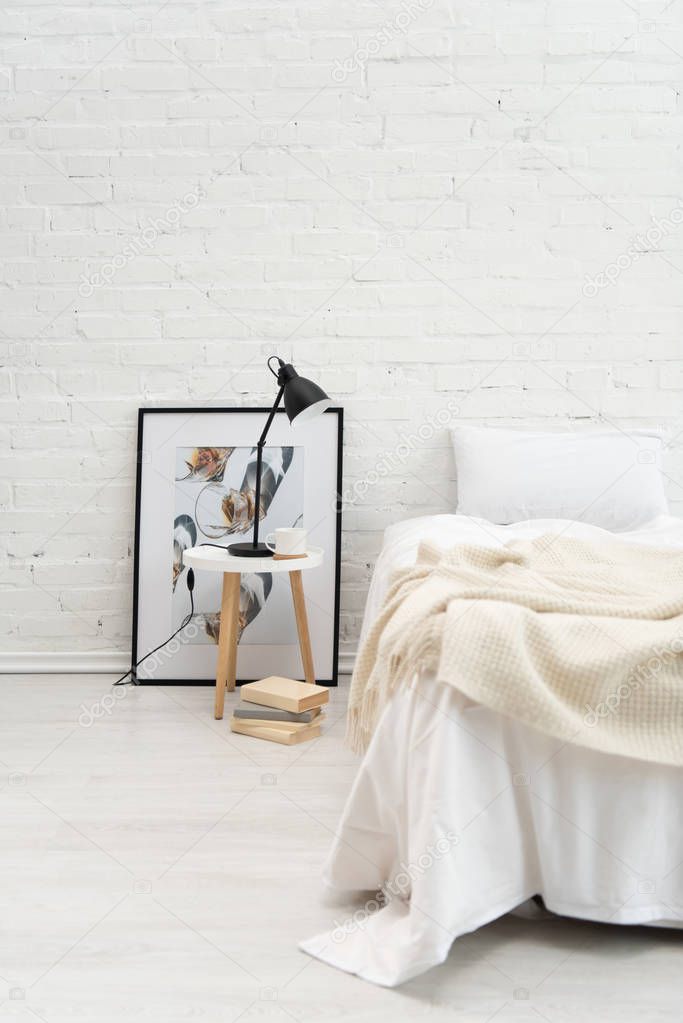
(172, 445), (304, 646)
(133, 407), (342, 684)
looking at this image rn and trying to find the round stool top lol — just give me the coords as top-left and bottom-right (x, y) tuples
(183, 545), (324, 574)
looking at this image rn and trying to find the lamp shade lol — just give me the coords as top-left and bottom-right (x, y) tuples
(282, 368), (332, 425)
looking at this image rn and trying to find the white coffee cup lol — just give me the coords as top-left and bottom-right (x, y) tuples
(265, 526), (307, 556)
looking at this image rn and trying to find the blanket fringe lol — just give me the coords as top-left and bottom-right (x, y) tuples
(345, 629), (440, 754)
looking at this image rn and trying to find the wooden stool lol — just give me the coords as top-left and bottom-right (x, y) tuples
(182, 545), (324, 718)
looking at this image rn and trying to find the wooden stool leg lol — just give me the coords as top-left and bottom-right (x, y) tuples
(289, 570), (315, 684)
(215, 573), (241, 719)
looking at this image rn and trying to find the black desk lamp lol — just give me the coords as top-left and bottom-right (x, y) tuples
(229, 356), (331, 558)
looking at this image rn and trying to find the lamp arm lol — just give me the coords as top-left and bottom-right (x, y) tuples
(257, 385), (284, 447)
(253, 385), (284, 548)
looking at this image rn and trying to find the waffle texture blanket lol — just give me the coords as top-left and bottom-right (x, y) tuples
(347, 535), (683, 766)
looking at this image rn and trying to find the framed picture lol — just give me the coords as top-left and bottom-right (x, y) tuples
(132, 407), (342, 684)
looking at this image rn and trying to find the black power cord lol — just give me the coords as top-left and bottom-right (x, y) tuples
(114, 567), (196, 686)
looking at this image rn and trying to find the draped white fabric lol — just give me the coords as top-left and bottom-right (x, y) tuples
(301, 515), (683, 986)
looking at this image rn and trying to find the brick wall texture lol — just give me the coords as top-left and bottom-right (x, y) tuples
(2, 1), (683, 661)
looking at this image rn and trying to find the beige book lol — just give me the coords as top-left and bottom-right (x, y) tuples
(234, 713), (325, 732)
(230, 717), (322, 745)
(240, 676), (329, 713)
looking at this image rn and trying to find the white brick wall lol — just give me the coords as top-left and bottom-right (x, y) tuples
(2, 1), (683, 667)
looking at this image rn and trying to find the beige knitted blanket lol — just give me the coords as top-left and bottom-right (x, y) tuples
(347, 536), (683, 766)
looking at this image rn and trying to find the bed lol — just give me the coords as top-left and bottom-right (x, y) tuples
(301, 513), (683, 986)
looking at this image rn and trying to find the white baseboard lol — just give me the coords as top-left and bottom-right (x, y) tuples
(338, 652), (355, 676)
(0, 651), (130, 674)
(0, 650), (357, 677)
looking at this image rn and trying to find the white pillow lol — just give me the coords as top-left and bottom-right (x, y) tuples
(450, 426), (669, 531)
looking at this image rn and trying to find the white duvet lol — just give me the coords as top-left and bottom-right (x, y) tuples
(301, 515), (683, 986)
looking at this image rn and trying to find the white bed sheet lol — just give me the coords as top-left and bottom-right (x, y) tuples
(301, 515), (683, 986)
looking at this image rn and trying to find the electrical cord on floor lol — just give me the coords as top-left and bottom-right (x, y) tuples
(113, 568), (196, 687)
(114, 543), (235, 687)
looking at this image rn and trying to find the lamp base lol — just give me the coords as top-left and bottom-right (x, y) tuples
(228, 541), (274, 558)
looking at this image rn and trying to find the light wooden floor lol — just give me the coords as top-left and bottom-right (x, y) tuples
(1, 675), (680, 1022)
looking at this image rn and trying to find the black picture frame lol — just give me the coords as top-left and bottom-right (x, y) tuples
(131, 406), (343, 686)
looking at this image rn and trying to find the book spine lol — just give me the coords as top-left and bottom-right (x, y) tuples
(234, 707), (315, 723)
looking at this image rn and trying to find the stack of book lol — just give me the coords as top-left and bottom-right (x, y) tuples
(230, 676), (329, 745)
